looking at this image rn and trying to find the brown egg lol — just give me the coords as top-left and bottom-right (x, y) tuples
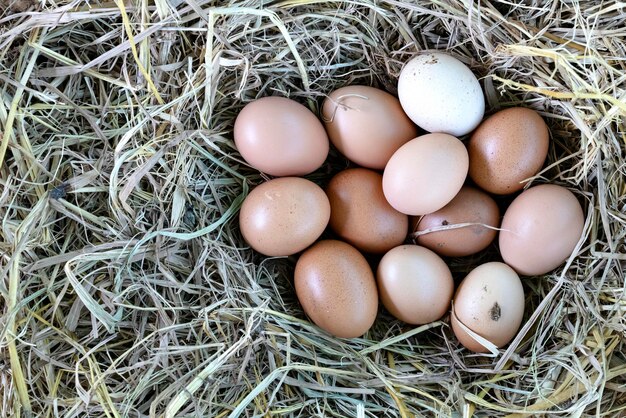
(383, 133), (469, 216)
(294, 240), (378, 338)
(326, 168), (408, 254)
(377, 245), (453, 324)
(499, 184), (584, 276)
(410, 186), (500, 257)
(322, 85), (418, 169)
(451, 262), (525, 353)
(468, 107), (549, 195)
(234, 96), (329, 176)
(239, 177), (330, 256)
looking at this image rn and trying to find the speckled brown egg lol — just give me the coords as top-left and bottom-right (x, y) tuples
(410, 186), (500, 257)
(322, 85), (418, 169)
(326, 168), (408, 254)
(294, 240), (378, 338)
(451, 262), (525, 353)
(239, 177), (330, 257)
(468, 107), (549, 195)
(377, 245), (453, 325)
(499, 184), (584, 276)
(234, 96), (329, 176)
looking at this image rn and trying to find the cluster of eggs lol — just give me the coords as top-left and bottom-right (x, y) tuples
(234, 52), (585, 352)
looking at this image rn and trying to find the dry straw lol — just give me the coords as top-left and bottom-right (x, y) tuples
(1, 0), (625, 417)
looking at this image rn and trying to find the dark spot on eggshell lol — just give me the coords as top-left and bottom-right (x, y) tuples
(489, 302), (502, 321)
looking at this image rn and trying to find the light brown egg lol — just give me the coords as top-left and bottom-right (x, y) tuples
(451, 262), (525, 353)
(468, 107), (549, 195)
(239, 177), (330, 257)
(322, 85), (418, 169)
(383, 133), (469, 216)
(499, 184), (584, 276)
(411, 186), (500, 257)
(326, 168), (408, 254)
(377, 245), (453, 324)
(294, 240), (378, 338)
(234, 96), (329, 176)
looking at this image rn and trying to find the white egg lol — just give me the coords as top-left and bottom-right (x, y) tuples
(398, 52), (485, 137)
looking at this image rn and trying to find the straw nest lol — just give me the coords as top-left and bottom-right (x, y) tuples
(1, 1), (625, 417)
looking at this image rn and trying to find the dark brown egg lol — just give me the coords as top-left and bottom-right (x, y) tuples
(468, 107), (549, 195)
(326, 168), (408, 254)
(294, 240), (378, 338)
(410, 186), (500, 257)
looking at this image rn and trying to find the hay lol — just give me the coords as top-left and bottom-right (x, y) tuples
(1, 0), (625, 417)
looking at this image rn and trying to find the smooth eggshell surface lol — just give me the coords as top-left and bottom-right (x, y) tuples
(377, 245), (454, 324)
(468, 107), (549, 194)
(383, 133), (469, 216)
(499, 184), (584, 276)
(234, 96), (329, 176)
(451, 262), (525, 353)
(294, 240), (378, 338)
(398, 52), (485, 137)
(239, 177), (330, 256)
(411, 186), (500, 257)
(322, 85), (418, 169)
(326, 168), (408, 254)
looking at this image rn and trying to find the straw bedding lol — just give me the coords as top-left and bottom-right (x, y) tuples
(1, 1), (625, 417)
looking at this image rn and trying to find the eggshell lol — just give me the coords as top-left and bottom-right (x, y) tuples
(451, 262), (525, 353)
(398, 52), (485, 136)
(234, 96), (329, 176)
(321, 85), (418, 169)
(377, 245), (453, 324)
(294, 240), (378, 338)
(499, 184), (584, 276)
(468, 107), (549, 194)
(239, 177), (330, 256)
(383, 133), (469, 216)
(411, 186), (500, 257)
(326, 168), (408, 254)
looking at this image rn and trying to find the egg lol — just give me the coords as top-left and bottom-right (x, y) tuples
(499, 184), (584, 276)
(294, 240), (378, 338)
(468, 107), (549, 194)
(239, 177), (330, 256)
(377, 245), (453, 324)
(383, 133), (469, 216)
(451, 262), (525, 353)
(397, 52), (485, 136)
(410, 186), (500, 257)
(234, 96), (329, 176)
(321, 85), (418, 169)
(326, 168), (408, 254)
